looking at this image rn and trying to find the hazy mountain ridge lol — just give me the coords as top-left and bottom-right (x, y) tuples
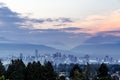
(0, 43), (56, 49)
(0, 43), (73, 57)
(0, 43), (120, 58)
(0, 43), (59, 56)
(71, 43), (120, 58)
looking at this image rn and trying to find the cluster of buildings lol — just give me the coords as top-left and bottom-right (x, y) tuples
(0, 50), (120, 65)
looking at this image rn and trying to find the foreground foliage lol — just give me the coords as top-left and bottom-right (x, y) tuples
(0, 59), (119, 80)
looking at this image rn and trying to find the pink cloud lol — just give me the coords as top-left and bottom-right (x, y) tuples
(20, 9), (120, 36)
(73, 9), (120, 34)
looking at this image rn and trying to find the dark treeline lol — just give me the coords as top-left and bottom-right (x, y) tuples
(55, 63), (120, 76)
(0, 59), (120, 80)
(0, 59), (57, 80)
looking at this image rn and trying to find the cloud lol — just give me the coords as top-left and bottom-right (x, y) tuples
(0, 6), (26, 31)
(56, 17), (73, 23)
(29, 17), (73, 24)
(29, 19), (45, 23)
(21, 17), (74, 29)
(1, 3), (120, 48)
(0, 4), (91, 49)
(73, 9), (120, 34)
(0, 3), (74, 31)
(61, 27), (82, 31)
(29, 27), (82, 34)
(102, 30), (120, 37)
(43, 17), (73, 23)
(0, 2), (6, 7)
(0, 5), (75, 32)
(84, 30), (120, 44)
(30, 9), (120, 34)
(53, 24), (67, 26)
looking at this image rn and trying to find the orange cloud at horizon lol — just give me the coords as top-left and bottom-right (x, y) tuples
(21, 9), (120, 36)
(73, 9), (120, 34)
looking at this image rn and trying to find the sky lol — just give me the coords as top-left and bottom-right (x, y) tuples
(0, 0), (120, 49)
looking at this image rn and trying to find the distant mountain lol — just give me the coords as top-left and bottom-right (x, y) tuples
(84, 35), (120, 44)
(71, 43), (120, 58)
(1, 42), (120, 59)
(0, 43), (61, 57)
(0, 43), (75, 57)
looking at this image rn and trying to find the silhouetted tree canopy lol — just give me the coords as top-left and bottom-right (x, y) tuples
(0, 59), (119, 80)
(70, 64), (85, 80)
(97, 63), (112, 80)
(0, 61), (5, 77)
(44, 61), (58, 80)
(6, 59), (26, 80)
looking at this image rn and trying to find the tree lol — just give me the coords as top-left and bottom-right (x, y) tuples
(85, 62), (92, 80)
(70, 64), (85, 80)
(25, 61), (46, 80)
(0, 75), (9, 80)
(24, 62), (32, 80)
(44, 61), (58, 80)
(6, 59), (26, 80)
(0, 76), (5, 80)
(0, 61), (5, 77)
(97, 63), (112, 80)
(32, 61), (42, 80)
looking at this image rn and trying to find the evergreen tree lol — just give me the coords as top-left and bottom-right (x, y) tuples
(0, 75), (9, 80)
(32, 61), (42, 80)
(85, 62), (91, 80)
(0, 61), (5, 77)
(6, 59), (26, 80)
(97, 63), (112, 80)
(25, 61), (45, 80)
(70, 64), (85, 80)
(24, 62), (32, 80)
(44, 61), (58, 80)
